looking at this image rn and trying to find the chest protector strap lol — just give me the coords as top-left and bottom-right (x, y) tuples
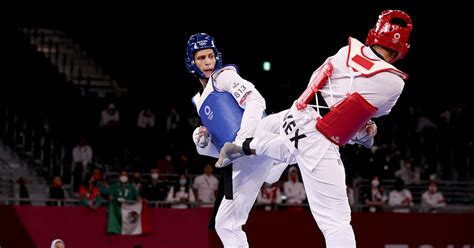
(316, 92), (378, 146)
(296, 62), (333, 110)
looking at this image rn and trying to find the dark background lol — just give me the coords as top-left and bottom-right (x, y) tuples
(2, 2), (472, 180)
(6, 1), (471, 113)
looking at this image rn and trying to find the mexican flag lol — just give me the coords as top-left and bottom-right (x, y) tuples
(107, 199), (152, 235)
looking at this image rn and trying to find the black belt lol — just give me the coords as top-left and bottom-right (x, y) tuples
(208, 164), (233, 229)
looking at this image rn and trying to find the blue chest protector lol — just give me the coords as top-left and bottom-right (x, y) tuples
(192, 65), (244, 150)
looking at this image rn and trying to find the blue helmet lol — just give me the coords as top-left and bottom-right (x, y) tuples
(185, 33), (223, 78)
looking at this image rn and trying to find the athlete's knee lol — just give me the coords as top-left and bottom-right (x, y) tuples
(320, 221), (354, 238)
(215, 214), (229, 232)
(323, 225), (356, 248)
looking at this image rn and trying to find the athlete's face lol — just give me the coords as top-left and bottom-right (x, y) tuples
(194, 49), (216, 78)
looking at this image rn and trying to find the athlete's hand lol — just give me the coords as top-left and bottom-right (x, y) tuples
(366, 120), (377, 138)
(193, 126), (210, 148)
(198, 126), (208, 138)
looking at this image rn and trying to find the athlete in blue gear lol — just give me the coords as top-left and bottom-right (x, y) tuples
(187, 33), (287, 247)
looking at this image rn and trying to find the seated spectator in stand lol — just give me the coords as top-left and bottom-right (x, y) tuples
(361, 176), (387, 212)
(108, 170), (139, 203)
(136, 104), (155, 129)
(283, 166), (306, 210)
(100, 102), (120, 129)
(421, 180), (446, 213)
(394, 158), (419, 185)
(79, 178), (102, 210)
(256, 182), (282, 211)
(47, 176), (68, 206)
(167, 174), (195, 209)
(143, 168), (168, 203)
(388, 178), (413, 213)
(91, 168), (109, 201)
(192, 163), (218, 208)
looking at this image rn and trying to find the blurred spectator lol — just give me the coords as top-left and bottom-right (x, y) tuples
(91, 168), (109, 200)
(193, 164), (218, 208)
(131, 172), (144, 196)
(72, 138), (93, 192)
(135, 104), (156, 160)
(108, 170), (139, 203)
(256, 182), (282, 211)
(187, 108), (200, 130)
(136, 105), (155, 129)
(283, 166), (306, 206)
(17, 177), (31, 205)
(421, 180), (446, 213)
(47, 176), (68, 206)
(143, 168), (168, 202)
(394, 159), (419, 185)
(98, 102), (121, 163)
(388, 178), (413, 213)
(166, 106), (180, 133)
(79, 178), (102, 210)
(176, 153), (190, 175)
(415, 115), (437, 134)
(166, 106), (180, 142)
(156, 153), (174, 174)
(183, 108), (201, 137)
(167, 174), (195, 209)
(100, 103), (120, 128)
(361, 176), (387, 212)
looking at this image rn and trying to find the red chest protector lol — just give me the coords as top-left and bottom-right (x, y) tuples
(316, 92), (377, 146)
(297, 37), (407, 146)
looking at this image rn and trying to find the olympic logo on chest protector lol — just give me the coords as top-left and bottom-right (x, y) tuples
(204, 105), (214, 120)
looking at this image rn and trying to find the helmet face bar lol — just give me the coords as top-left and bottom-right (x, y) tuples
(185, 33), (223, 78)
(366, 10), (413, 62)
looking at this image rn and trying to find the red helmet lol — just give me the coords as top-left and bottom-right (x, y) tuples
(366, 10), (413, 62)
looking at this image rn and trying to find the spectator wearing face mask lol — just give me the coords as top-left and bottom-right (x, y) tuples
(108, 170), (139, 203)
(166, 174), (195, 209)
(361, 175), (387, 212)
(421, 180), (446, 213)
(143, 168), (168, 202)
